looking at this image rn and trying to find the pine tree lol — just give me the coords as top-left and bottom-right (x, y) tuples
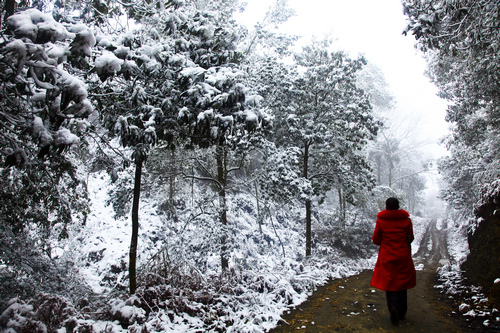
(269, 39), (379, 256)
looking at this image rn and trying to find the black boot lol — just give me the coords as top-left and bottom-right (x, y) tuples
(390, 307), (399, 325)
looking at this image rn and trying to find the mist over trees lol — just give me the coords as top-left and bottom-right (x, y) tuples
(359, 63), (429, 215)
(0, 0), (444, 331)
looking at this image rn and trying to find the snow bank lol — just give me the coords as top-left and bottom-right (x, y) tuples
(410, 216), (430, 256)
(433, 217), (500, 331)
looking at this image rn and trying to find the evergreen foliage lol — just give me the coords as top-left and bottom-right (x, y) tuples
(403, 0), (500, 220)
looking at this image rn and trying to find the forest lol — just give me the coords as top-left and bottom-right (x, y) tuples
(0, 0), (499, 332)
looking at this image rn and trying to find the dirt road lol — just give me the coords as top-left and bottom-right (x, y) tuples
(269, 219), (474, 332)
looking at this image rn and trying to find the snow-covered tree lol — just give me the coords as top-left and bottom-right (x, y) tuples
(240, 0), (297, 57)
(85, 0), (270, 291)
(403, 0), (500, 219)
(360, 63), (428, 214)
(266, 39), (379, 256)
(0, 7), (97, 304)
(438, 136), (483, 218)
(357, 63), (395, 114)
(0, 7), (96, 229)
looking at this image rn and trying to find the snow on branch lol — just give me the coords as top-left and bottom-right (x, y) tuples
(7, 9), (74, 43)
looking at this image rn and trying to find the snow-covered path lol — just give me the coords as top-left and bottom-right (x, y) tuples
(413, 219), (451, 268)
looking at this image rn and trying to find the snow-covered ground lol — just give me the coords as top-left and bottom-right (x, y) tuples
(10, 169), (376, 332)
(433, 218), (500, 330)
(5, 168), (497, 332)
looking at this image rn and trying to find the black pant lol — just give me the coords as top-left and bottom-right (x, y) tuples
(386, 289), (407, 319)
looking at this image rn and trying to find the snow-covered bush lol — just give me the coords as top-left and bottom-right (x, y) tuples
(0, 226), (92, 313)
(108, 297), (146, 327)
(0, 294), (80, 333)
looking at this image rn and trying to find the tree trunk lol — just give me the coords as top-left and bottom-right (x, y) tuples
(305, 198), (312, 256)
(303, 143), (312, 257)
(388, 158), (393, 188)
(168, 148), (177, 221)
(191, 164), (195, 208)
(376, 159), (381, 185)
(216, 145), (229, 270)
(129, 158), (142, 294)
(338, 187), (346, 229)
(254, 178), (262, 234)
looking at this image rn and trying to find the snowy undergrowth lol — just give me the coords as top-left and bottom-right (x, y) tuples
(434, 218), (500, 331)
(0, 169), (376, 332)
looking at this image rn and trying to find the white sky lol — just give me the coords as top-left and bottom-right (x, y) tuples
(235, 0), (450, 159)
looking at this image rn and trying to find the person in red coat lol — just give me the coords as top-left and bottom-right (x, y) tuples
(370, 197), (416, 325)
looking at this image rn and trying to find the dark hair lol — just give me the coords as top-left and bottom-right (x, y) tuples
(386, 197), (399, 210)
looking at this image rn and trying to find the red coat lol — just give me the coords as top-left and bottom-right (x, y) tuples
(370, 209), (416, 291)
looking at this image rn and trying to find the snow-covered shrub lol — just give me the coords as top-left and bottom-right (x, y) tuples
(0, 293), (137, 333)
(106, 168), (134, 219)
(0, 298), (41, 333)
(94, 52), (124, 81)
(0, 7), (96, 312)
(120, 264), (313, 332)
(0, 294), (80, 333)
(314, 189), (380, 259)
(108, 297), (146, 327)
(139, 251), (206, 293)
(0, 227), (91, 313)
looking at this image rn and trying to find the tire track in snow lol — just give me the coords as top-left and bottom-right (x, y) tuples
(413, 219), (450, 269)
